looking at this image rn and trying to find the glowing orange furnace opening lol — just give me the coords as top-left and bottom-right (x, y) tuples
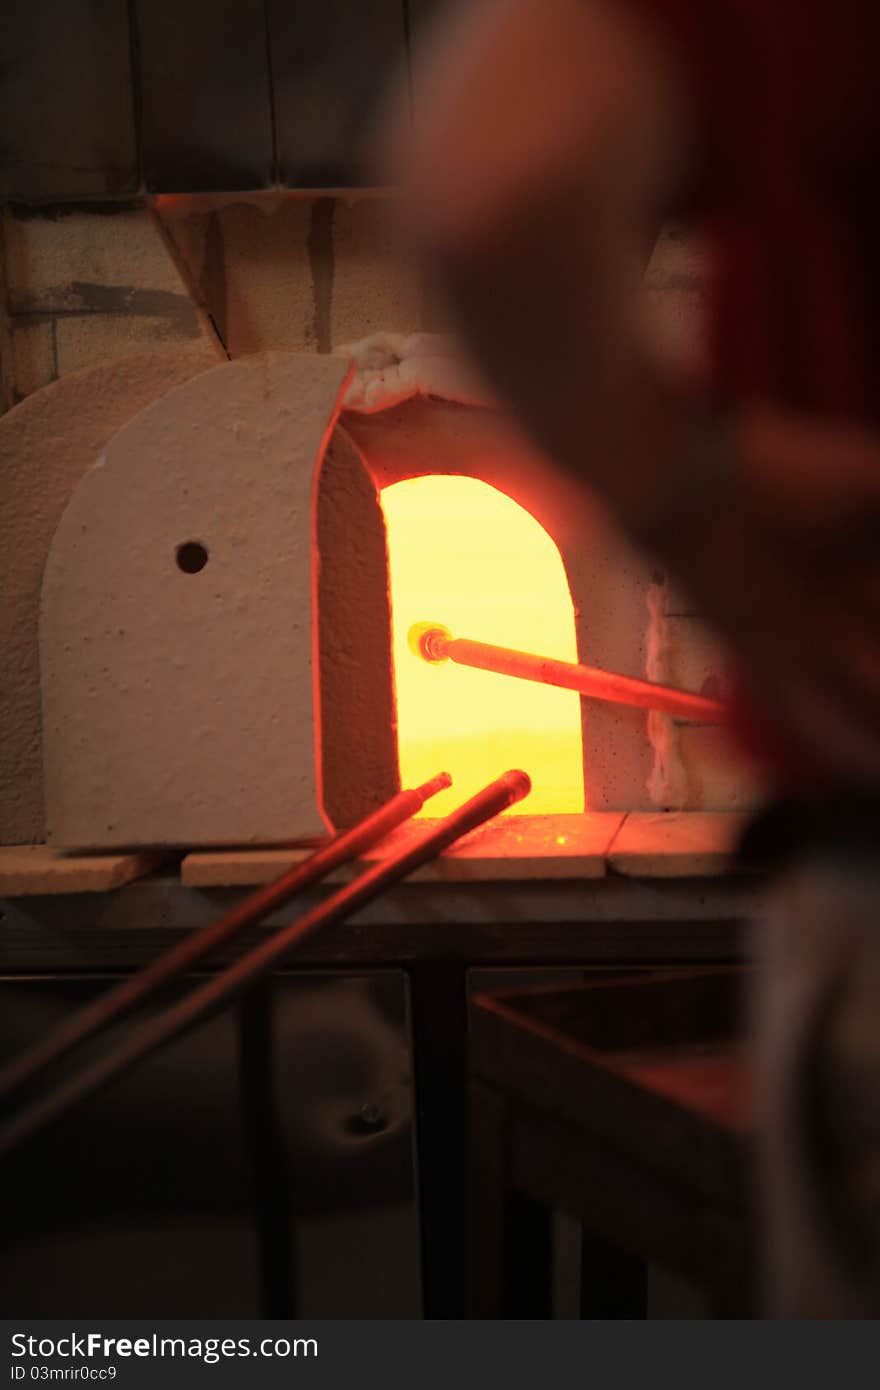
(379, 475), (585, 818)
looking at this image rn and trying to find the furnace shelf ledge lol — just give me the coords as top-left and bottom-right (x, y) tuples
(0, 812), (750, 896)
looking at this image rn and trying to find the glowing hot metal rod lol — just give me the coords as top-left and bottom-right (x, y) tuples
(410, 623), (726, 724)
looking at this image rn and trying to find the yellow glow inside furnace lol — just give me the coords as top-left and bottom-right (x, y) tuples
(379, 475), (585, 817)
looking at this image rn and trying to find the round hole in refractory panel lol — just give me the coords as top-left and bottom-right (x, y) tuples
(176, 541), (209, 574)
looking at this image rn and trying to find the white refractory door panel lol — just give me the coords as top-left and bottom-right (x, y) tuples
(40, 353), (350, 849)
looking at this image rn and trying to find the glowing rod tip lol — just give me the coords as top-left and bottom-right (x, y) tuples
(417, 771), (454, 801)
(504, 769), (532, 803)
(408, 622), (452, 663)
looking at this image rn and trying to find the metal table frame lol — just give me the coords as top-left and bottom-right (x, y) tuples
(0, 871), (758, 1317)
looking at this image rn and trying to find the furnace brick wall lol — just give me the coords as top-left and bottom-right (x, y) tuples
(158, 194), (423, 356)
(0, 195), (423, 404)
(0, 209), (704, 403)
(0, 203), (219, 400)
(640, 229), (767, 810)
(655, 586), (768, 810)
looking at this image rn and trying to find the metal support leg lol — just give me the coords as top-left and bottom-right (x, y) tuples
(467, 1079), (554, 1317)
(239, 980), (297, 1318)
(580, 1227), (648, 1318)
(502, 1191), (554, 1317)
(408, 963), (469, 1318)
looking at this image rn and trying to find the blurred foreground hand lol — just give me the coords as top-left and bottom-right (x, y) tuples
(381, 0), (880, 789)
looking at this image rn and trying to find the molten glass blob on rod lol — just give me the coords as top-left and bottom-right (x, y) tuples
(410, 623), (725, 723)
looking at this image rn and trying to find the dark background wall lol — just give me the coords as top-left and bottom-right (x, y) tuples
(0, 0), (443, 200)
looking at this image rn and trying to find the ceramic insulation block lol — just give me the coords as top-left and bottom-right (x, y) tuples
(41, 352), (351, 849)
(0, 350), (221, 845)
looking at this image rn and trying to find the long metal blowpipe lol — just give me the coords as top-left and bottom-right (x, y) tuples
(0, 769), (530, 1159)
(410, 623), (726, 724)
(0, 772), (452, 1106)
